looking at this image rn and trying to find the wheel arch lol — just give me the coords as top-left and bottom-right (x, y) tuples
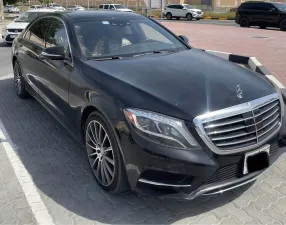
(80, 105), (126, 163)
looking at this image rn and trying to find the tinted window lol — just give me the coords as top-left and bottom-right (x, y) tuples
(99, 5), (103, 9)
(177, 5), (184, 9)
(45, 18), (70, 58)
(261, 3), (273, 11)
(110, 5), (115, 9)
(241, 3), (253, 10)
(25, 18), (50, 47)
(104, 5), (109, 9)
(251, 3), (266, 10)
(167, 5), (175, 8)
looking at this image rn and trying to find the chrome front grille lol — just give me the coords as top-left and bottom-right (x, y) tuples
(194, 93), (282, 154)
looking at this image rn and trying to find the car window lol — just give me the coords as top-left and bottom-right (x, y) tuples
(251, 3), (263, 10)
(261, 3), (273, 11)
(30, 6), (35, 8)
(167, 5), (174, 8)
(73, 18), (187, 59)
(45, 18), (71, 59)
(99, 5), (103, 9)
(177, 5), (184, 9)
(139, 23), (172, 44)
(25, 18), (50, 47)
(110, 5), (115, 9)
(104, 5), (109, 9)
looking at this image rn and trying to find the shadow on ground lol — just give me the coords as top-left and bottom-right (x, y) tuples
(0, 77), (253, 224)
(0, 42), (11, 48)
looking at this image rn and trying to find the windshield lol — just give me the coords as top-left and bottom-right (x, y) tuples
(114, 5), (126, 9)
(15, 12), (43, 22)
(74, 18), (188, 59)
(183, 5), (193, 9)
(274, 3), (286, 11)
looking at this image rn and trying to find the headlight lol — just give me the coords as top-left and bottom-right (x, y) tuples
(124, 108), (198, 149)
(2, 26), (7, 33)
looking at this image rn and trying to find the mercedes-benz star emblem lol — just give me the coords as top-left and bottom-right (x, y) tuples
(236, 85), (243, 99)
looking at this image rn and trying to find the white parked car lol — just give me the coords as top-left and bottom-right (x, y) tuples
(47, 3), (65, 11)
(163, 4), (203, 21)
(4, 6), (20, 13)
(29, 5), (46, 10)
(1, 9), (56, 45)
(67, 5), (85, 11)
(98, 4), (133, 12)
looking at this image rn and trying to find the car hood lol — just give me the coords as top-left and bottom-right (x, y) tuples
(82, 49), (276, 121)
(188, 9), (202, 12)
(7, 22), (29, 29)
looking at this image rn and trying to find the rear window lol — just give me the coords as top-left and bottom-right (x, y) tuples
(99, 5), (103, 9)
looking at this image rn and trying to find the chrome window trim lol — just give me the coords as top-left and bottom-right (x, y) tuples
(22, 15), (74, 67)
(193, 92), (283, 155)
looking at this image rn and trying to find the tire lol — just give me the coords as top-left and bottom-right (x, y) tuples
(13, 60), (29, 99)
(240, 17), (250, 27)
(280, 20), (286, 31)
(84, 111), (129, 194)
(186, 13), (193, 21)
(166, 13), (172, 20)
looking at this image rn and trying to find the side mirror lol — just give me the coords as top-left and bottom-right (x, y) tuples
(178, 35), (189, 44)
(39, 46), (65, 60)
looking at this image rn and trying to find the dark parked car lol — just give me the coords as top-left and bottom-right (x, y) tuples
(235, 1), (286, 30)
(12, 11), (285, 199)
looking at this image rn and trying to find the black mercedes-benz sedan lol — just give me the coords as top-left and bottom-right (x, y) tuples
(11, 11), (286, 199)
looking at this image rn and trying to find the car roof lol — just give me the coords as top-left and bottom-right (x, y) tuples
(59, 11), (144, 21)
(242, 1), (274, 3)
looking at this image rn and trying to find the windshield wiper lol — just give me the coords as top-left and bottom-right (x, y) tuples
(92, 56), (122, 61)
(133, 50), (175, 57)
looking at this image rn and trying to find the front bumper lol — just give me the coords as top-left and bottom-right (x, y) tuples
(193, 14), (203, 18)
(2, 31), (21, 43)
(113, 120), (286, 200)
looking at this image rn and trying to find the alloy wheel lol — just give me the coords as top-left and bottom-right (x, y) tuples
(187, 14), (192, 21)
(86, 120), (115, 186)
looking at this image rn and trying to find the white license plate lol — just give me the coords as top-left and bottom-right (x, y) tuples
(243, 144), (270, 175)
(10, 35), (17, 38)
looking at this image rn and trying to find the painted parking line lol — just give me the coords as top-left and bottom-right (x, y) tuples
(0, 75), (55, 225)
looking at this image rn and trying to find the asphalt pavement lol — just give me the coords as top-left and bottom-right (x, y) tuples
(1, 22), (286, 225)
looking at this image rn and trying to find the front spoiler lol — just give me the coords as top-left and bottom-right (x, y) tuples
(136, 146), (286, 200)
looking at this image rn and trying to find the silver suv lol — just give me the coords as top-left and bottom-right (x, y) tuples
(163, 4), (203, 20)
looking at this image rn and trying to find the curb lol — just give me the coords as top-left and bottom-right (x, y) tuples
(203, 49), (284, 89)
(203, 17), (235, 20)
